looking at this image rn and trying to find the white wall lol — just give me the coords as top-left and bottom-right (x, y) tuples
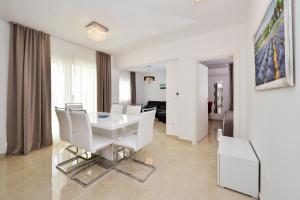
(208, 65), (230, 120)
(245, 1), (300, 200)
(166, 60), (179, 136)
(114, 24), (249, 142)
(0, 19), (10, 154)
(142, 71), (166, 105)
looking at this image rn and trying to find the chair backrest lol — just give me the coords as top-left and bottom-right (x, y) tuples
(55, 108), (73, 143)
(65, 103), (83, 111)
(137, 110), (156, 150)
(126, 105), (141, 115)
(110, 104), (124, 114)
(69, 110), (93, 152)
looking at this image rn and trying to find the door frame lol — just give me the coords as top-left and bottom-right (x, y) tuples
(195, 53), (238, 138)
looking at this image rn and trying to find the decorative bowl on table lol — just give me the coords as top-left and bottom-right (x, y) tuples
(97, 113), (109, 118)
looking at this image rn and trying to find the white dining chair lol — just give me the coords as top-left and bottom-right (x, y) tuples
(55, 107), (83, 174)
(65, 103), (83, 110)
(113, 110), (156, 182)
(110, 104), (124, 114)
(114, 105), (142, 159)
(120, 104), (142, 137)
(126, 105), (142, 115)
(69, 110), (115, 187)
(65, 103), (97, 160)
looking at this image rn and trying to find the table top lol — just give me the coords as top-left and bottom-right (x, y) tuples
(218, 136), (258, 162)
(89, 112), (140, 131)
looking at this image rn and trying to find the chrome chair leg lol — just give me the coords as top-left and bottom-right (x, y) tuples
(116, 147), (129, 161)
(122, 148), (126, 159)
(71, 156), (114, 187)
(65, 144), (78, 154)
(56, 156), (80, 174)
(114, 148), (156, 183)
(78, 150), (97, 160)
(66, 145), (96, 161)
(56, 152), (97, 174)
(57, 147), (99, 174)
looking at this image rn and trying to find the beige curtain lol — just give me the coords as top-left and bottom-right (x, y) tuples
(96, 51), (111, 112)
(130, 72), (136, 105)
(229, 63), (234, 111)
(6, 23), (52, 155)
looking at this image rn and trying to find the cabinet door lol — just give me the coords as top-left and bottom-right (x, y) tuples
(166, 60), (179, 136)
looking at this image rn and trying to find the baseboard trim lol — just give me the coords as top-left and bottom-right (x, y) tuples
(0, 153), (6, 158)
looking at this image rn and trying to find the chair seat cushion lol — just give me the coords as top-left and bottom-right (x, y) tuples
(92, 134), (115, 153)
(114, 134), (138, 151)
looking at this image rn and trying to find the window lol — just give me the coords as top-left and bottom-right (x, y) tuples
(119, 71), (131, 104)
(51, 37), (96, 141)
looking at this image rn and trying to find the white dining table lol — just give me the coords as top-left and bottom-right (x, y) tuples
(89, 112), (140, 131)
(88, 112), (140, 161)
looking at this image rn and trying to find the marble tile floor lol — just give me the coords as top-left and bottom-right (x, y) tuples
(0, 121), (254, 200)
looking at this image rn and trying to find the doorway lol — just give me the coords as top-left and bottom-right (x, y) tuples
(120, 62), (167, 126)
(121, 60), (180, 138)
(201, 57), (234, 137)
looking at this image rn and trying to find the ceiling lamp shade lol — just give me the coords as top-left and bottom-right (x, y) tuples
(86, 22), (108, 42)
(144, 66), (155, 83)
(144, 76), (155, 83)
(193, 0), (208, 4)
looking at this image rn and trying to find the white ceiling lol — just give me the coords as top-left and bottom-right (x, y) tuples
(126, 63), (166, 73)
(202, 57), (233, 68)
(0, 0), (250, 55)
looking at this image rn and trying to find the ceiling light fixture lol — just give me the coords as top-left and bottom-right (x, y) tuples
(144, 76), (155, 83)
(86, 22), (108, 42)
(144, 66), (155, 83)
(193, 0), (206, 4)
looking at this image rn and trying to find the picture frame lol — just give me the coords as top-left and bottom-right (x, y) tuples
(254, 0), (294, 90)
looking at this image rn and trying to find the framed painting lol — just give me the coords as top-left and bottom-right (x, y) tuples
(254, 0), (294, 90)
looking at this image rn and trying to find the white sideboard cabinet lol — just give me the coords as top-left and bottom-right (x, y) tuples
(218, 136), (259, 198)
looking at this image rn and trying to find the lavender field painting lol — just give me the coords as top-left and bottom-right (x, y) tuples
(254, 0), (294, 90)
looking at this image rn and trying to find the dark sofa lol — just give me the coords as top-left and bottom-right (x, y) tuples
(144, 101), (166, 123)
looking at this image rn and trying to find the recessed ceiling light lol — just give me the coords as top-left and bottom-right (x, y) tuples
(194, 0), (206, 4)
(86, 22), (108, 42)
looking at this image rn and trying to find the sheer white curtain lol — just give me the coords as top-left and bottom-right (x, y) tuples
(51, 37), (96, 141)
(119, 71), (131, 105)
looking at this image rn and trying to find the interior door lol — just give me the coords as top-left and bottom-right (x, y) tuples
(197, 63), (208, 141)
(166, 60), (179, 136)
